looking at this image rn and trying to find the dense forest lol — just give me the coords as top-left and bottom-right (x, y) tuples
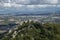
(1, 21), (60, 40)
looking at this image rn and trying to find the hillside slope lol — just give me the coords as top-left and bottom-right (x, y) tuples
(1, 21), (60, 40)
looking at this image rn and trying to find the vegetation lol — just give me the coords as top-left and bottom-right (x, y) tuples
(1, 21), (60, 40)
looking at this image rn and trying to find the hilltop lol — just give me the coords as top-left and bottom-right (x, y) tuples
(1, 21), (60, 40)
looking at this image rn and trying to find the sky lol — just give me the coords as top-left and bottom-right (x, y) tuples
(0, 0), (60, 14)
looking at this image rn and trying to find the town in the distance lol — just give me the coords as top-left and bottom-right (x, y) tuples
(0, 12), (60, 38)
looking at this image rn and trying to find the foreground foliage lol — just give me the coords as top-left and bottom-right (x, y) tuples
(2, 21), (60, 40)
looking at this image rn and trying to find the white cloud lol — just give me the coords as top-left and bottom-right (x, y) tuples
(57, 5), (60, 7)
(1, 3), (60, 8)
(46, 0), (58, 4)
(27, 5), (35, 9)
(27, 5), (58, 9)
(19, 0), (26, 2)
(37, 5), (49, 8)
(0, 0), (59, 5)
(3, 3), (11, 7)
(0, 0), (60, 8)
(15, 0), (30, 4)
(2, 2), (24, 8)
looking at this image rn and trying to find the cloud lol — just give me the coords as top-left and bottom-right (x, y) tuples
(0, 0), (60, 14)
(3, 3), (11, 7)
(0, 2), (60, 8)
(46, 0), (58, 4)
(0, 0), (60, 11)
(0, 0), (60, 5)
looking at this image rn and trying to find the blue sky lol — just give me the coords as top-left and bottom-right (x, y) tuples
(0, 0), (60, 14)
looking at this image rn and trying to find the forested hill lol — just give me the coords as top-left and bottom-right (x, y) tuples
(1, 21), (60, 40)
